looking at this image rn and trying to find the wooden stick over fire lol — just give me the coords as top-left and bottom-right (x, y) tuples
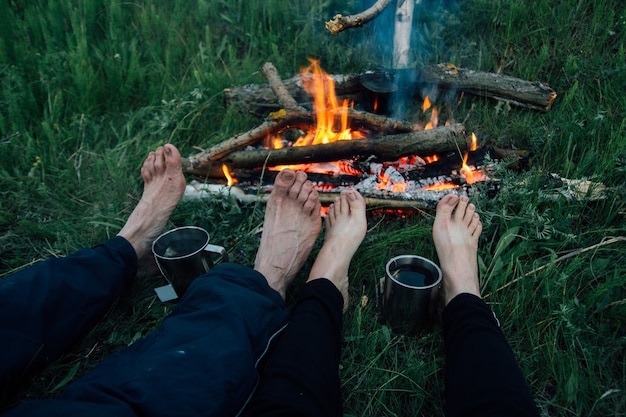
(325, 0), (395, 35)
(221, 124), (467, 170)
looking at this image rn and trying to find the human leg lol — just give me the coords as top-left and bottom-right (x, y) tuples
(3, 168), (323, 417)
(0, 145), (185, 393)
(434, 195), (539, 417)
(245, 190), (367, 417)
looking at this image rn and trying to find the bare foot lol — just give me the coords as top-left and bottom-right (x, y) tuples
(432, 194), (482, 305)
(118, 144), (186, 258)
(307, 190), (367, 311)
(254, 169), (322, 299)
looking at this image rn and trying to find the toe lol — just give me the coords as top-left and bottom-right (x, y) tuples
(297, 180), (314, 204)
(346, 190), (366, 210)
(463, 203), (476, 226)
(141, 152), (156, 181)
(453, 196), (469, 222)
(303, 189), (320, 215)
(326, 203), (336, 227)
(288, 171), (308, 199)
(153, 146), (166, 172)
(274, 169), (297, 195)
(339, 191), (351, 215)
(436, 194), (459, 216)
(164, 144), (182, 168)
(469, 213), (482, 238)
(332, 197), (341, 222)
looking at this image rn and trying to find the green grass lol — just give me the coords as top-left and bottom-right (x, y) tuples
(1, 0), (625, 415)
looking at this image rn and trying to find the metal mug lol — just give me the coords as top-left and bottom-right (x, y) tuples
(152, 226), (227, 300)
(382, 255), (442, 335)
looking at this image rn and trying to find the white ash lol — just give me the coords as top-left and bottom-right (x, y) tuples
(369, 162), (383, 176)
(384, 166), (405, 185)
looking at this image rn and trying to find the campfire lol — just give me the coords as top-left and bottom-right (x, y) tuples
(271, 62), (494, 198)
(182, 61), (539, 209)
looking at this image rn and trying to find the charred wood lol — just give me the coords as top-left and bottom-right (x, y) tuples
(417, 64), (557, 112)
(183, 110), (417, 175)
(219, 124), (467, 171)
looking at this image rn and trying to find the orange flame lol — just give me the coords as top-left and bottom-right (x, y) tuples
(425, 106), (439, 130)
(257, 63), (488, 196)
(460, 133), (484, 184)
(222, 164), (236, 186)
(460, 153), (487, 184)
(295, 59), (365, 147)
(422, 96), (432, 112)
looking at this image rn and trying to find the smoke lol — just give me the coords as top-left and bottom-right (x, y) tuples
(357, 0), (459, 118)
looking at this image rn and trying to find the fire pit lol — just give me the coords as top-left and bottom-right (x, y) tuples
(182, 61), (530, 209)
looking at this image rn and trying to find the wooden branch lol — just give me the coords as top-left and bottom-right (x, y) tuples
(418, 64), (557, 112)
(224, 72), (363, 116)
(182, 109), (417, 174)
(346, 108), (415, 133)
(184, 182), (442, 209)
(326, 0), (395, 35)
(183, 114), (310, 172)
(224, 66), (557, 114)
(221, 124), (466, 170)
(261, 62), (305, 112)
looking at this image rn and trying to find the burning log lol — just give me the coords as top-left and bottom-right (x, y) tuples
(223, 72), (362, 116)
(223, 65), (556, 114)
(418, 64), (557, 112)
(221, 124), (467, 170)
(182, 109), (417, 174)
(183, 114), (310, 168)
(325, 0), (394, 35)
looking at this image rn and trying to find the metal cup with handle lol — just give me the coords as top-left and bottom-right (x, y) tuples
(382, 255), (442, 335)
(152, 226), (227, 301)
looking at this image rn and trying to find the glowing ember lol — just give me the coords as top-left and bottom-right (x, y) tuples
(421, 182), (458, 191)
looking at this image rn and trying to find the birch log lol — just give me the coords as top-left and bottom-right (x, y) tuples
(393, 0), (414, 69)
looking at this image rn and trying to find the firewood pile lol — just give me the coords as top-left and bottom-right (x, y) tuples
(180, 60), (600, 209)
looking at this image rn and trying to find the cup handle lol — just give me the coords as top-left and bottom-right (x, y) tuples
(203, 243), (228, 264)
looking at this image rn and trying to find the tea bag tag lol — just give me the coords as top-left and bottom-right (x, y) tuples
(154, 284), (178, 302)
